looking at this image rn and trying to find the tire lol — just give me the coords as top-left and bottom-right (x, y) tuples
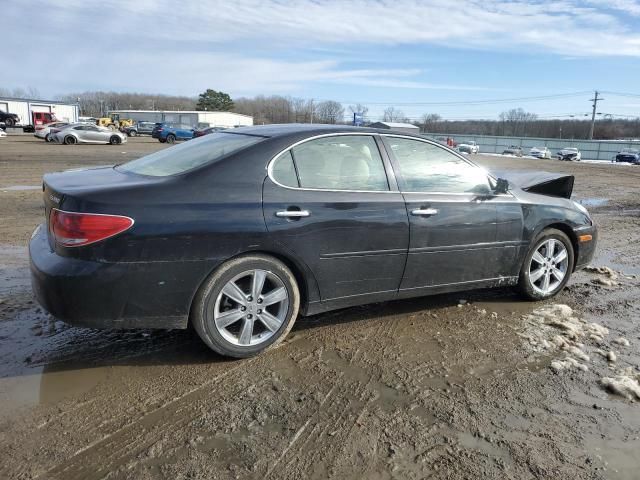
(159, 138), (166, 143)
(192, 254), (300, 358)
(128, 130), (137, 137)
(45, 133), (51, 142)
(109, 135), (121, 145)
(518, 228), (574, 301)
(4, 118), (15, 127)
(64, 135), (77, 145)
(166, 134), (176, 144)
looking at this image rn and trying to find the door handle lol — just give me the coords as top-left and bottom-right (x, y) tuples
(411, 208), (439, 216)
(276, 210), (310, 218)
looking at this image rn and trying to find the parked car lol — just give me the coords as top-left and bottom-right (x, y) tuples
(458, 141), (479, 154)
(529, 147), (551, 159)
(614, 148), (640, 164)
(0, 109), (20, 127)
(151, 123), (194, 143)
(502, 146), (523, 157)
(123, 121), (156, 137)
(51, 124), (127, 145)
(194, 126), (226, 138)
(558, 147), (581, 161)
(34, 122), (69, 142)
(30, 124), (597, 358)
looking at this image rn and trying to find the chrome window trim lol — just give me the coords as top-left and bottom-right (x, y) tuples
(266, 132), (397, 194)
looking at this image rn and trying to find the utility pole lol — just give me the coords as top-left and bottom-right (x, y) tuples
(589, 91), (603, 140)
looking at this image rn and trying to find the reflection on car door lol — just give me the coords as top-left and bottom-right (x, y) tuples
(263, 134), (409, 305)
(382, 135), (520, 293)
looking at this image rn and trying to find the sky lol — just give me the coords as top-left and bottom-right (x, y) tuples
(4, 0), (640, 121)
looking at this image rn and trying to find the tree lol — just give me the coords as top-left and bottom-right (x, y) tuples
(499, 108), (537, 136)
(382, 106), (405, 122)
(315, 100), (345, 124)
(348, 103), (369, 119)
(195, 89), (234, 111)
(420, 113), (441, 132)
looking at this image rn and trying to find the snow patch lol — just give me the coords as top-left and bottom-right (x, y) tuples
(600, 368), (640, 400)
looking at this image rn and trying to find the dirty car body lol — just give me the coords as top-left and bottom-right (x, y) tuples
(30, 125), (597, 355)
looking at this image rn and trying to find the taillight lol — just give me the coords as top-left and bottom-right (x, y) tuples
(50, 209), (134, 247)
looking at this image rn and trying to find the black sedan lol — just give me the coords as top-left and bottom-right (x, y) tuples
(30, 125), (597, 358)
(615, 148), (640, 164)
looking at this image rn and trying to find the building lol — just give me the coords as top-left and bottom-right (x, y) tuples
(0, 97), (79, 128)
(108, 110), (253, 128)
(368, 122), (420, 134)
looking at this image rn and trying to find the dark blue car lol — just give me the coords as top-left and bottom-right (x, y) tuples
(151, 123), (194, 143)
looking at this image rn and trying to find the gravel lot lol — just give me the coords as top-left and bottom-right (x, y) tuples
(1, 134), (639, 479)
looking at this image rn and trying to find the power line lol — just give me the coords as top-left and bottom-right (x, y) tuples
(327, 91), (592, 107)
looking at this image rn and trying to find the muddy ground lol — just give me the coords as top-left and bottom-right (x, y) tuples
(0, 134), (639, 479)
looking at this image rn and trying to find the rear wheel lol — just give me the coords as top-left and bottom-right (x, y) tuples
(159, 138), (166, 143)
(64, 135), (77, 145)
(109, 135), (121, 145)
(166, 134), (176, 144)
(192, 255), (300, 358)
(4, 118), (15, 127)
(128, 130), (137, 137)
(518, 228), (574, 300)
(45, 133), (51, 142)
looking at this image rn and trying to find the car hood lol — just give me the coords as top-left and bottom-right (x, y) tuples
(495, 171), (574, 199)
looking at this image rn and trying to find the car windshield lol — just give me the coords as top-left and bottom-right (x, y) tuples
(621, 149), (639, 154)
(116, 132), (265, 176)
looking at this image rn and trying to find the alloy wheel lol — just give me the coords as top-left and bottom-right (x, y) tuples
(528, 238), (569, 295)
(212, 269), (289, 346)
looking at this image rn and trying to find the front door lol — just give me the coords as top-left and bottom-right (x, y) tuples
(381, 135), (512, 292)
(263, 134), (409, 302)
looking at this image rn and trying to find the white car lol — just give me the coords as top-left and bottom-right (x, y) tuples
(558, 147), (581, 161)
(52, 124), (127, 145)
(0, 130), (6, 139)
(458, 141), (479, 154)
(529, 147), (551, 159)
(34, 122), (69, 142)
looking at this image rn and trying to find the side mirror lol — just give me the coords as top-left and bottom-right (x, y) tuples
(494, 178), (509, 194)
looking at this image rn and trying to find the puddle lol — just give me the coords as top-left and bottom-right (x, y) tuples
(593, 250), (640, 276)
(0, 185), (41, 191)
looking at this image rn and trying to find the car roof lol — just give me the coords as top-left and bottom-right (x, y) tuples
(229, 123), (423, 138)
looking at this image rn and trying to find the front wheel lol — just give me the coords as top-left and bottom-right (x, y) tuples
(128, 130), (137, 137)
(4, 118), (15, 127)
(64, 135), (77, 145)
(192, 254), (300, 358)
(518, 229), (574, 300)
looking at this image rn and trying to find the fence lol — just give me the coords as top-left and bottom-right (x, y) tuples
(425, 133), (639, 161)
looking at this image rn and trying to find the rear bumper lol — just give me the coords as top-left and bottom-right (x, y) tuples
(29, 224), (209, 329)
(573, 224), (598, 270)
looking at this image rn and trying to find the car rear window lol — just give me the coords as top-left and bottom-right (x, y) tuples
(116, 132), (264, 176)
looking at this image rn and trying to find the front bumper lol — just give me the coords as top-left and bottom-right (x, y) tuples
(29, 224), (197, 329)
(573, 224), (598, 270)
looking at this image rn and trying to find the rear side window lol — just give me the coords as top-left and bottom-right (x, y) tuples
(286, 135), (388, 191)
(386, 137), (490, 194)
(117, 133), (264, 176)
(271, 151), (299, 187)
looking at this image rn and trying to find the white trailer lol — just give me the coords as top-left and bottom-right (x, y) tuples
(0, 97), (79, 130)
(108, 110), (253, 129)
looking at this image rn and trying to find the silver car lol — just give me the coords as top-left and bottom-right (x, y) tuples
(52, 124), (127, 145)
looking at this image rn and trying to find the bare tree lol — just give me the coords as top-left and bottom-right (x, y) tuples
(420, 113), (442, 132)
(382, 106), (405, 122)
(315, 100), (345, 124)
(348, 103), (369, 121)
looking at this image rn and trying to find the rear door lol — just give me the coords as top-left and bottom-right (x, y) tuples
(263, 134), (409, 302)
(381, 135), (514, 291)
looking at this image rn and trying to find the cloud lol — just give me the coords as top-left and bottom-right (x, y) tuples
(3, 0), (640, 98)
(19, 0), (640, 56)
